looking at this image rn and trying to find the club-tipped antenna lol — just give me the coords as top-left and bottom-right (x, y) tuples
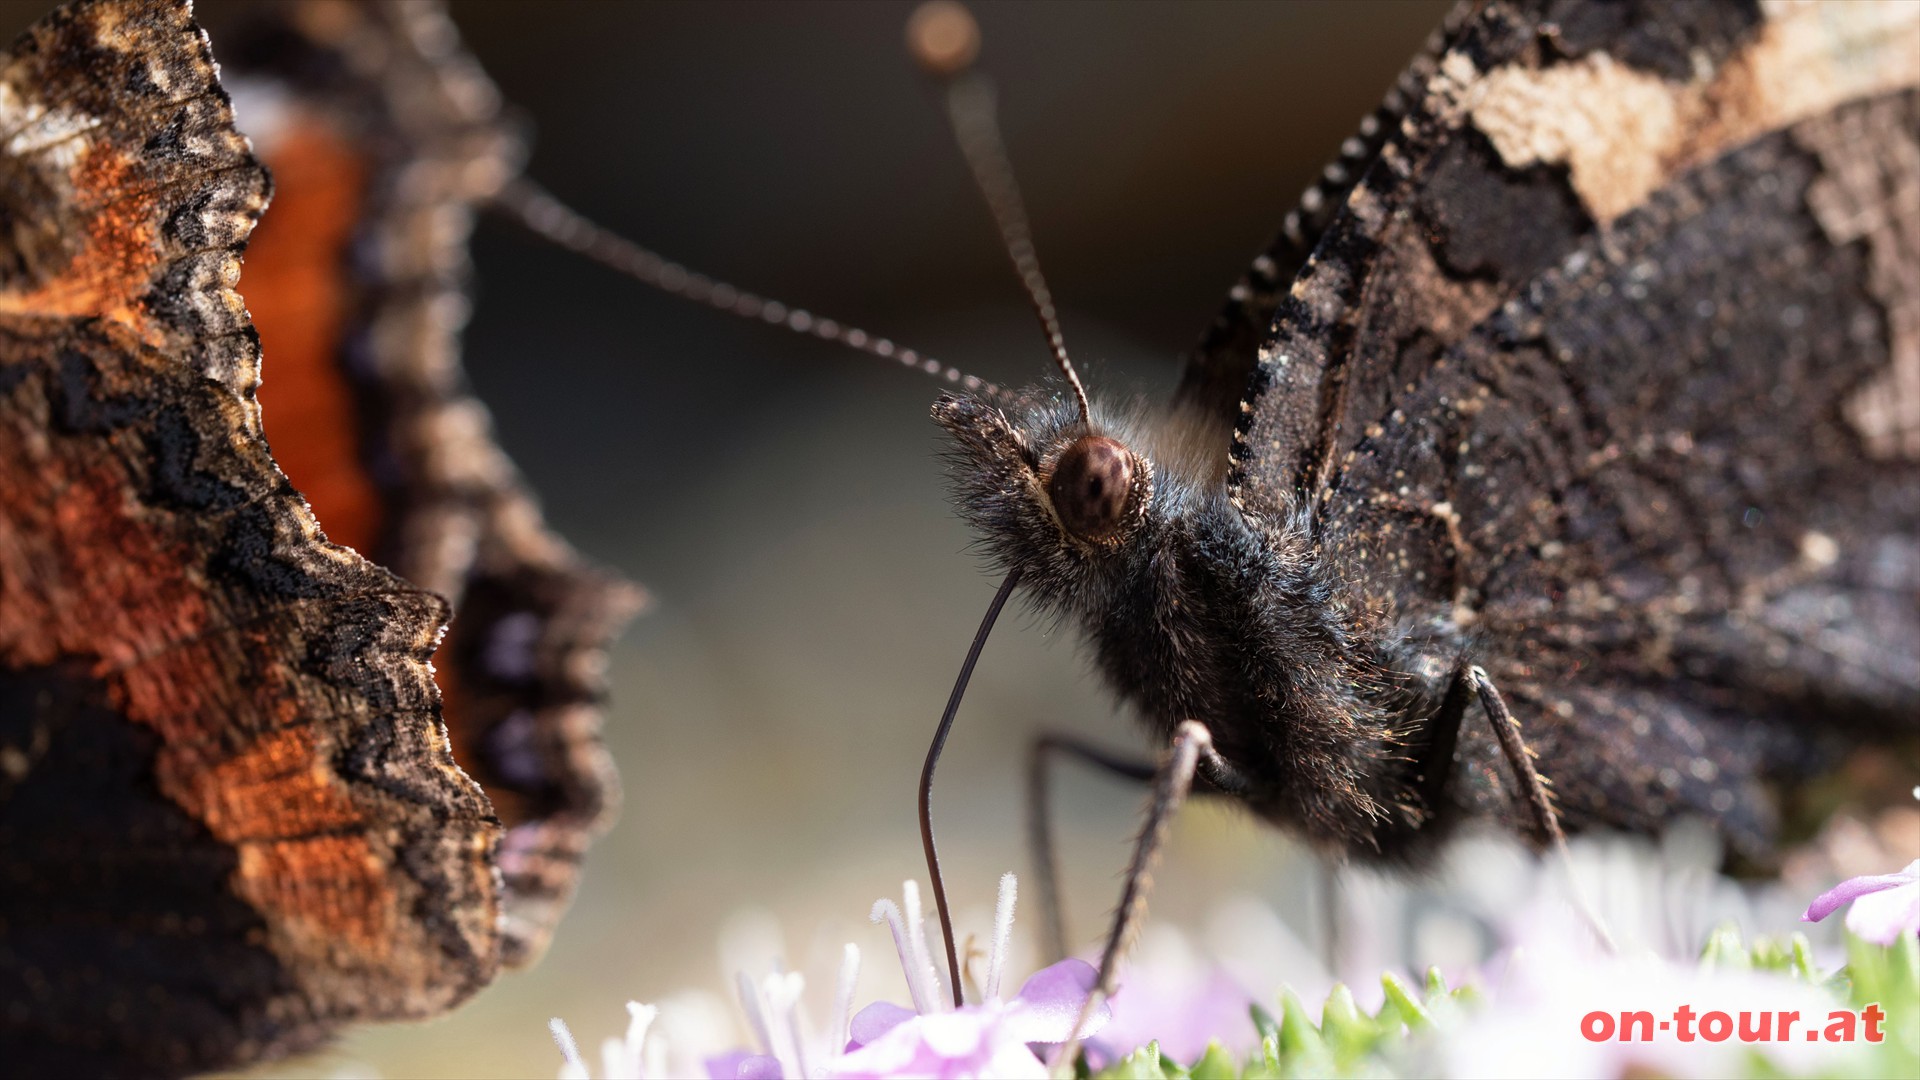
(908, 2), (1092, 428)
(492, 178), (1013, 403)
(920, 568), (1022, 1010)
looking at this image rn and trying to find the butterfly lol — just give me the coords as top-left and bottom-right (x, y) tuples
(925, 0), (1920, 986)
(0, 0), (636, 1072)
(499, 0), (1920, 1013)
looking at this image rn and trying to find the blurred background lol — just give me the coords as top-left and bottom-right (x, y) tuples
(21, 1), (1886, 1077)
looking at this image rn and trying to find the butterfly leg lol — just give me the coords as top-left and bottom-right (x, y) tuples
(1464, 665), (1615, 950)
(1463, 665), (1565, 848)
(1026, 733), (1159, 964)
(1054, 720), (1252, 1071)
(1318, 856), (1344, 977)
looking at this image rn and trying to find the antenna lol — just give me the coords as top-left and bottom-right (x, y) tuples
(492, 178), (1013, 403)
(905, 0), (1092, 1012)
(499, 2), (1075, 1013)
(908, 1), (1092, 428)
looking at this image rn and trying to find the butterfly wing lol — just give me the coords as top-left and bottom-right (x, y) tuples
(0, 0), (500, 1070)
(1248, 2), (1920, 851)
(1346, 88), (1917, 848)
(1229, 0), (1918, 513)
(222, 0), (645, 967)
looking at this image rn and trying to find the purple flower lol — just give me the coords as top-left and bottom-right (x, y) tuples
(704, 1049), (784, 1079)
(548, 873), (1112, 1079)
(1802, 859), (1920, 945)
(551, 1003), (659, 1080)
(1444, 904), (1860, 1079)
(709, 948), (863, 1078)
(834, 873), (1110, 1078)
(834, 958), (1110, 1079)
(1081, 925), (1255, 1070)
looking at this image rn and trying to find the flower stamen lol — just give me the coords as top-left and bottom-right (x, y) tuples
(549, 1017), (588, 1080)
(869, 898), (932, 1014)
(761, 970), (809, 1079)
(986, 871), (1017, 1001)
(902, 879), (948, 1009)
(831, 942), (862, 1063)
(735, 970), (776, 1064)
(605, 1003), (656, 1079)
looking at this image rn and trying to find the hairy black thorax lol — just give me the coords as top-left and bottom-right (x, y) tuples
(935, 392), (1493, 858)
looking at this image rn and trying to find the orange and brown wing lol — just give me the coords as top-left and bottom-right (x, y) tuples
(223, 0), (643, 968)
(0, 1), (500, 1073)
(0, 0), (266, 419)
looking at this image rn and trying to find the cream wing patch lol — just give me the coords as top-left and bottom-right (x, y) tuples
(1795, 94), (1920, 460)
(1452, 0), (1920, 223)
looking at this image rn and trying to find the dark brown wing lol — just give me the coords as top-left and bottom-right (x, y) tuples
(220, 0), (644, 967)
(0, 1), (499, 1072)
(1228, 0), (1918, 516)
(1321, 87), (1920, 853)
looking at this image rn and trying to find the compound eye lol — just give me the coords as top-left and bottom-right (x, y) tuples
(1047, 435), (1138, 543)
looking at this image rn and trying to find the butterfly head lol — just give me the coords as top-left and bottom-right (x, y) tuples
(934, 391), (1157, 583)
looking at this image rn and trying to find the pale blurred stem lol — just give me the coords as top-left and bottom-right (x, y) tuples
(1320, 857), (1344, 975)
(1026, 733), (1159, 962)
